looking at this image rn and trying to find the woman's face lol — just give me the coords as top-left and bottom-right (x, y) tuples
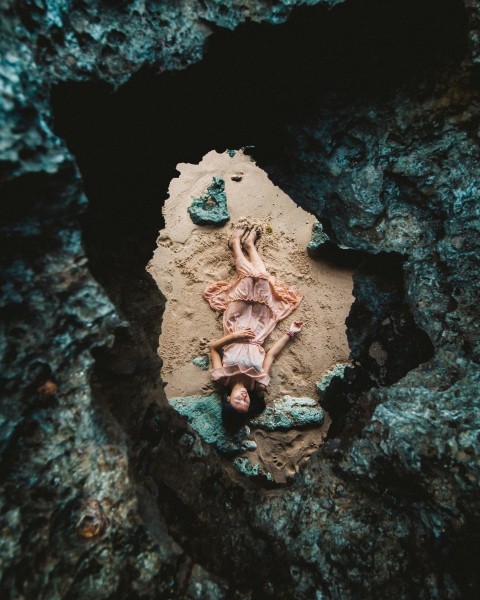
(228, 386), (250, 413)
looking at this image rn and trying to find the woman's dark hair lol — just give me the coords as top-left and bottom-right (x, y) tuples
(221, 388), (265, 431)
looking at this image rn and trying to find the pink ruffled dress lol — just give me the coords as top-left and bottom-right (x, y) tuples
(204, 260), (303, 390)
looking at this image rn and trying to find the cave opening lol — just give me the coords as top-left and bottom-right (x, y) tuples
(50, 0), (464, 464)
(43, 0), (472, 590)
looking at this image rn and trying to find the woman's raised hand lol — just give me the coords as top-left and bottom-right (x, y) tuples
(233, 328), (256, 341)
(288, 321), (304, 335)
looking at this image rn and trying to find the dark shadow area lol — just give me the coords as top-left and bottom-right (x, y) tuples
(320, 252), (434, 438)
(0, 166), (81, 401)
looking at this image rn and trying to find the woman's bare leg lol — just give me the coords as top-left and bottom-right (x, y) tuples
(229, 223), (253, 276)
(243, 226), (267, 273)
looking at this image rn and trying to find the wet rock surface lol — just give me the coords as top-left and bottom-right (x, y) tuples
(1, 0), (480, 598)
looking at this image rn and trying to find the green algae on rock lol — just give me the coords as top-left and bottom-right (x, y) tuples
(250, 396), (324, 430)
(169, 394), (247, 453)
(192, 355), (210, 370)
(316, 363), (352, 399)
(187, 177), (230, 226)
(307, 221), (331, 256)
(233, 456), (273, 481)
(307, 220), (362, 266)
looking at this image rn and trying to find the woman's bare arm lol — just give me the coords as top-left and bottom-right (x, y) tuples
(210, 328), (255, 350)
(210, 346), (223, 369)
(263, 321), (304, 375)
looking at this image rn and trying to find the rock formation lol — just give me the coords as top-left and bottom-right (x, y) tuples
(1, 0), (479, 598)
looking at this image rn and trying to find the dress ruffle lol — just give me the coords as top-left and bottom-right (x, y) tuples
(205, 270), (302, 390)
(204, 273), (302, 322)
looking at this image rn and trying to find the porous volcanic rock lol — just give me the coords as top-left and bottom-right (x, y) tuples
(1, 0), (480, 598)
(187, 176), (230, 225)
(250, 396), (324, 430)
(169, 394), (248, 454)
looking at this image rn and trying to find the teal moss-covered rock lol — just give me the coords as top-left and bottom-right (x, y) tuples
(192, 355), (209, 370)
(250, 396), (324, 431)
(187, 177), (230, 226)
(316, 363), (352, 399)
(307, 221), (331, 256)
(169, 394), (246, 454)
(233, 457), (273, 481)
(307, 221), (363, 266)
(6, 0), (480, 595)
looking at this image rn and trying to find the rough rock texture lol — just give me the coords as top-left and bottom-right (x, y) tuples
(316, 363), (351, 396)
(169, 394), (248, 454)
(169, 393), (325, 483)
(187, 176), (230, 225)
(307, 220), (364, 265)
(233, 456), (273, 481)
(191, 355), (209, 371)
(1, 0), (480, 598)
(250, 396), (324, 430)
(307, 220), (333, 254)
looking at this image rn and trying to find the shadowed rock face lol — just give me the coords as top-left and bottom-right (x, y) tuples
(1, 0), (480, 598)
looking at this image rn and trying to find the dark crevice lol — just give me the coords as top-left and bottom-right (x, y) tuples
(322, 252), (434, 440)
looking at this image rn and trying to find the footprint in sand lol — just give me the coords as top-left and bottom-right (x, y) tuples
(272, 455), (285, 469)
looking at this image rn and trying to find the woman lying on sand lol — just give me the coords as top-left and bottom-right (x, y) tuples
(204, 219), (304, 427)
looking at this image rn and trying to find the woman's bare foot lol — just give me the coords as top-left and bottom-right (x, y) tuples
(241, 224), (253, 245)
(243, 223), (263, 248)
(228, 219), (250, 249)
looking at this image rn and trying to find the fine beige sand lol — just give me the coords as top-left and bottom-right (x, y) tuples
(147, 149), (353, 482)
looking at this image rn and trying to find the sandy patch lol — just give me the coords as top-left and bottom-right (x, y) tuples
(147, 149), (353, 482)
